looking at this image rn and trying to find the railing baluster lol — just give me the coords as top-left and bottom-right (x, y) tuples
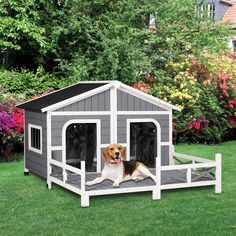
(215, 153), (222, 193)
(81, 161), (86, 193)
(186, 167), (191, 184)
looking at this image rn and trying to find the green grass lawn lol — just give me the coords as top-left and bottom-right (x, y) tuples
(0, 141), (235, 236)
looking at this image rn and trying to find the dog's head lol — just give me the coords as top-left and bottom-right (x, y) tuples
(102, 144), (126, 164)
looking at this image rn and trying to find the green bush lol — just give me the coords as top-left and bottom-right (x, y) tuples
(0, 68), (62, 97)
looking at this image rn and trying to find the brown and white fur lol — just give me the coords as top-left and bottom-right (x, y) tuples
(85, 144), (156, 188)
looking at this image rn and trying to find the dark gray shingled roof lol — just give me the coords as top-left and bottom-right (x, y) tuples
(17, 82), (108, 112)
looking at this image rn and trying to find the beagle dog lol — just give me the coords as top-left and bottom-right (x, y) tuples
(85, 144), (156, 188)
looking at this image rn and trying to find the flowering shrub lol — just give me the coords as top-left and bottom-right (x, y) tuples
(0, 86), (56, 161)
(132, 53), (236, 143)
(0, 87), (25, 161)
(132, 82), (150, 93)
(0, 111), (15, 132)
(188, 118), (210, 132)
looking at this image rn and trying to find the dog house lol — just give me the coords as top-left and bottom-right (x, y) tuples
(17, 81), (222, 207)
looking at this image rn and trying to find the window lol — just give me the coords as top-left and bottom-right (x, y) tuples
(196, 3), (215, 19)
(206, 3), (215, 18)
(232, 40), (236, 52)
(147, 13), (156, 33)
(28, 124), (42, 154)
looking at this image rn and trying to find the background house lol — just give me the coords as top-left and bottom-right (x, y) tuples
(201, 0), (236, 51)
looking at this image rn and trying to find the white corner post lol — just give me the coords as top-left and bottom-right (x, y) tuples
(153, 121), (161, 200)
(153, 157), (161, 200)
(96, 120), (101, 173)
(215, 153), (222, 193)
(47, 111), (52, 189)
(171, 145), (175, 164)
(169, 110), (174, 165)
(81, 161), (89, 207)
(23, 113), (29, 174)
(110, 83), (118, 144)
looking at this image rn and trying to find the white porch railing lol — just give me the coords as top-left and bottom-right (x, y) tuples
(160, 149), (222, 193)
(47, 148), (222, 207)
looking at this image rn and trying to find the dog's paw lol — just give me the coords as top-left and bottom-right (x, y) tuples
(85, 181), (93, 186)
(112, 182), (120, 188)
(134, 177), (144, 183)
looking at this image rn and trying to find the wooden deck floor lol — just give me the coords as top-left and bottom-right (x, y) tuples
(51, 168), (215, 191)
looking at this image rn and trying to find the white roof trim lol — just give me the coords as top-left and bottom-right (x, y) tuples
(78, 80), (115, 84)
(41, 83), (113, 113)
(119, 83), (181, 111)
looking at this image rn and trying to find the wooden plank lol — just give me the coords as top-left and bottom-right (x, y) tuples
(174, 152), (215, 163)
(161, 162), (216, 171)
(104, 90), (110, 111)
(98, 92), (105, 111)
(77, 100), (85, 111)
(122, 91), (128, 110)
(92, 95), (99, 111)
(117, 90), (122, 111)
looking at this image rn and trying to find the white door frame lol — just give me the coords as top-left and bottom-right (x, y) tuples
(126, 119), (161, 163)
(62, 119), (101, 172)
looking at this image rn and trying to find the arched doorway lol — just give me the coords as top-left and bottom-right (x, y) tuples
(127, 119), (161, 168)
(62, 120), (101, 172)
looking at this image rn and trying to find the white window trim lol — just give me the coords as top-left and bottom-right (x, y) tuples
(28, 124), (43, 154)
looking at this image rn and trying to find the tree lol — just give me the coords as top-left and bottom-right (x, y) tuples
(0, 0), (49, 69)
(0, 0), (232, 82)
(50, 0), (232, 82)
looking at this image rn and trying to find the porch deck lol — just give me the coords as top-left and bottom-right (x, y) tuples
(51, 168), (215, 191)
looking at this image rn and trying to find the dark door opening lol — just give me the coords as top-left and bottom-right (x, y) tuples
(66, 123), (97, 172)
(130, 122), (157, 168)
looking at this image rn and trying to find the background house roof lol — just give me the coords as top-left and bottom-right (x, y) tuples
(220, 0), (233, 6)
(17, 83), (107, 111)
(221, 0), (236, 28)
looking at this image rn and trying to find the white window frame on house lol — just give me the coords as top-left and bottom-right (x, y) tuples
(232, 40), (236, 52)
(196, 3), (215, 18)
(149, 13), (156, 27)
(206, 3), (215, 18)
(28, 124), (42, 154)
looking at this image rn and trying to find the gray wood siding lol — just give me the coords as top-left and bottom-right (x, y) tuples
(51, 115), (110, 146)
(56, 90), (110, 111)
(117, 115), (169, 143)
(117, 90), (167, 111)
(161, 145), (169, 166)
(117, 114), (170, 165)
(25, 110), (47, 178)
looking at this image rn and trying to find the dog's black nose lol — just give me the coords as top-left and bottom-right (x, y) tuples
(115, 152), (120, 156)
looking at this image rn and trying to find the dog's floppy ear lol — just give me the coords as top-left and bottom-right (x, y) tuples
(120, 146), (126, 160)
(102, 147), (110, 162)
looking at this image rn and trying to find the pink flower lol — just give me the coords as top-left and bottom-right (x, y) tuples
(194, 123), (201, 130)
(132, 82), (150, 93)
(13, 109), (24, 135)
(227, 117), (236, 128)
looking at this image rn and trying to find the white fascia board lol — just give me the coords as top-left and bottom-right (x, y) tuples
(41, 83), (113, 113)
(78, 80), (115, 84)
(119, 83), (181, 112)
